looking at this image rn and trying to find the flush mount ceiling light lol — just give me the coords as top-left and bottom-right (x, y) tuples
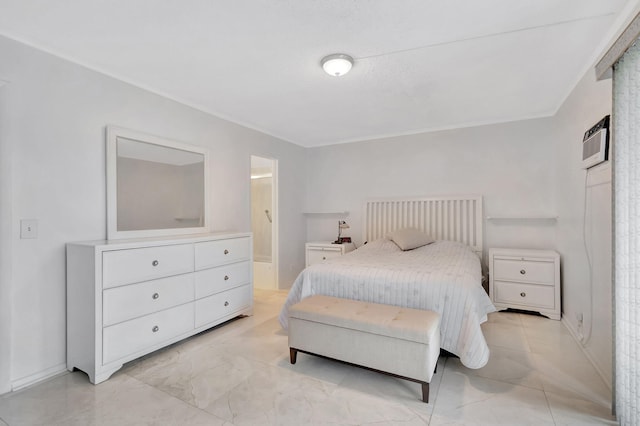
(321, 54), (353, 77)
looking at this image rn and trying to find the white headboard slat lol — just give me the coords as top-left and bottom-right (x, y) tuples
(363, 195), (483, 256)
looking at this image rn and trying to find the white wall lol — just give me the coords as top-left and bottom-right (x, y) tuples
(305, 117), (560, 262)
(0, 35), (307, 391)
(0, 80), (12, 394)
(553, 70), (613, 385)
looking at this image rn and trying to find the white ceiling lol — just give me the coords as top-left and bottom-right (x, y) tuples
(0, 1), (635, 147)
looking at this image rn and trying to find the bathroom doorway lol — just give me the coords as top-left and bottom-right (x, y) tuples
(250, 156), (277, 289)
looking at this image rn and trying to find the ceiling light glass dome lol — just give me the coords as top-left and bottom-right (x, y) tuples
(321, 54), (353, 77)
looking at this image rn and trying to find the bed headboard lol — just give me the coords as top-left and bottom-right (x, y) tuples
(363, 195), (483, 256)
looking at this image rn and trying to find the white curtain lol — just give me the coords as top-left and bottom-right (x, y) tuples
(613, 40), (640, 426)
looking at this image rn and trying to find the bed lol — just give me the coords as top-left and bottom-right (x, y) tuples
(279, 195), (496, 369)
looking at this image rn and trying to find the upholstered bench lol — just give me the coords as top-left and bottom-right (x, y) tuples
(288, 295), (441, 402)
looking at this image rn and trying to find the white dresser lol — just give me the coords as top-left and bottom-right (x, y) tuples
(67, 232), (253, 383)
(305, 242), (355, 267)
(489, 248), (561, 320)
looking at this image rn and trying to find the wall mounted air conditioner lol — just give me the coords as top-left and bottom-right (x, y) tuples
(582, 115), (610, 169)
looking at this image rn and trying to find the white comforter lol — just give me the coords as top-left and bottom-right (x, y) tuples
(279, 239), (496, 369)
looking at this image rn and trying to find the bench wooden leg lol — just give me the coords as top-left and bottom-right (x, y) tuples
(421, 382), (429, 403)
(290, 348), (298, 364)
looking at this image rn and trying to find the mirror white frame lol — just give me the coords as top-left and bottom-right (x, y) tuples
(106, 126), (210, 240)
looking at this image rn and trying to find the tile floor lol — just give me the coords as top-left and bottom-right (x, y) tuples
(0, 289), (616, 425)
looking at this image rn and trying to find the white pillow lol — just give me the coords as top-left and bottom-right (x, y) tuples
(386, 228), (435, 251)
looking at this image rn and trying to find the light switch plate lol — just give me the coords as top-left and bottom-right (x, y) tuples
(20, 219), (38, 239)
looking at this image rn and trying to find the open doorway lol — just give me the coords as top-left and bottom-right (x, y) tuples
(250, 156), (277, 289)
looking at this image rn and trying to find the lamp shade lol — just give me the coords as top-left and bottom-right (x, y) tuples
(321, 54), (353, 77)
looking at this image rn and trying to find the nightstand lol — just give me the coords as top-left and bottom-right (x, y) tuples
(305, 242), (355, 267)
(489, 248), (561, 320)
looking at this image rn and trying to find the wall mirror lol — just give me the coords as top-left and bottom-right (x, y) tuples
(106, 126), (210, 240)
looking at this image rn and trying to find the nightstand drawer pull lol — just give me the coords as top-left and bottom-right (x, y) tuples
(224, 275), (229, 281)
(520, 269), (526, 275)
(322, 256), (326, 260)
(152, 325), (159, 333)
(224, 249), (229, 255)
(152, 292), (159, 300)
(520, 292), (526, 297)
(224, 301), (229, 307)
(152, 260), (159, 267)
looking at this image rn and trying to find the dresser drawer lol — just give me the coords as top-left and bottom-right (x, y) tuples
(195, 285), (252, 328)
(103, 302), (194, 364)
(103, 244), (193, 289)
(493, 258), (555, 285)
(194, 261), (250, 299)
(195, 237), (250, 270)
(103, 273), (195, 326)
(493, 281), (555, 309)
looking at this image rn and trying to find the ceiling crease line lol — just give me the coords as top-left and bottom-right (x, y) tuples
(354, 12), (616, 60)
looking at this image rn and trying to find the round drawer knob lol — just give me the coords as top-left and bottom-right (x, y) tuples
(520, 292), (526, 297)
(152, 293), (159, 300)
(224, 249), (229, 255)
(520, 269), (526, 275)
(152, 260), (159, 267)
(224, 301), (229, 307)
(224, 275), (229, 281)
(152, 325), (159, 333)
(322, 256), (326, 260)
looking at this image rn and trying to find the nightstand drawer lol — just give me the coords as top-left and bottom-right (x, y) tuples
(305, 242), (355, 267)
(493, 258), (555, 285)
(307, 247), (342, 265)
(494, 281), (555, 309)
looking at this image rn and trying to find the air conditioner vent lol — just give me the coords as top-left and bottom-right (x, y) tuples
(582, 116), (609, 169)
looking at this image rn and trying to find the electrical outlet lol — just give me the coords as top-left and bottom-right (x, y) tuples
(20, 219), (38, 239)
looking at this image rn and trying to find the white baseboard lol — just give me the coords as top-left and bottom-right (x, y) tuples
(11, 363), (68, 392)
(561, 315), (613, 390)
